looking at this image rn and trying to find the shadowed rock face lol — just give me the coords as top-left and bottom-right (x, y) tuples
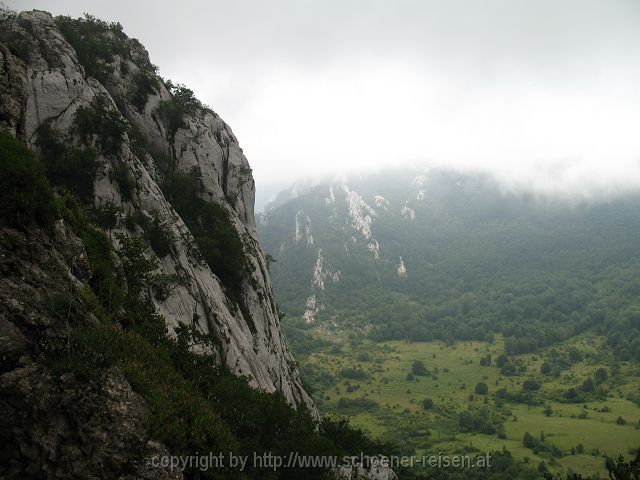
(0, 10), (314, 411)
(0, 222), (184, 479)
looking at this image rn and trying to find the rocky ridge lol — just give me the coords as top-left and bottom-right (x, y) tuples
(0, 10), (405, 480)
(0, 9), (326, 477)
(0, 9), (313, 410)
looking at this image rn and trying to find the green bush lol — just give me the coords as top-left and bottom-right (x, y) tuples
(479, 354), (492, 366)
(522, 431), (562, 457)
(35, 123), (98, 202)
(56, 14), (129, 83)
(156, 82), (212, 144)
(130, 69), (160, 112)
(56, 14), (160, 112)
(336, 397), (379, 414)
(595, 367), (608, 384)
(500, 362), (517, 376)
(156, 98), (185, 145)
(495, 354), (509, 368)
(78, 220), (125, 319)
(522, 378), (540, 392)
(475, 381), (489, 395)
(73, 94), (128, 157)
(339, 367), (368, 381)
(0, 132), (54, 228)
(93, 201), (120, 230)
(563, 387), (581, 402)
(166, 81), (210, 115)
(145, 211), (173, 257)
(458, 407), (502, 435)
(283, 326), (331, 358)
(195, 207), (246, 289)
(411, 360), (429, 376)
(164, 168), (248, 297)
(319, 417), (387, 455)
(110, 161), (135, 201)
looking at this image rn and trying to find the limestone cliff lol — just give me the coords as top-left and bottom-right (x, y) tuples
(0, 11), (403, 480)
(0, 10), (313, 411)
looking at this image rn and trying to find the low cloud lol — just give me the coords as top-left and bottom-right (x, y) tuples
(9, 0), (640, 201)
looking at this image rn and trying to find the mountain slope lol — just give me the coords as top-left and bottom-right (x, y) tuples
(0, 9), (412, 479)
(259, 169), (640, 360)
(0, 9), (312, 408)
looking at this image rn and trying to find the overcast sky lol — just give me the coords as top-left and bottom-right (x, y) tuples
(8, 0), (640, 205)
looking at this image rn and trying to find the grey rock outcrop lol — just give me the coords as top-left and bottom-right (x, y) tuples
(335, 456), (399, 480)
(0, 221), (181, 478)
(2, 361), (182, 480)
(0, 10), (313, 412)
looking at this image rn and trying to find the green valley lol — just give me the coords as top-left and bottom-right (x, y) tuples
(259, 169), (640, 478)
(291, 332), (639, 478)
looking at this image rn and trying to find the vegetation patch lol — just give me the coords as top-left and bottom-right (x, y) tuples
(56, 14), (129, 83)
(35, 123), (99, 202)
(295, 334), (640, 478)
(73, 94), (128, 157)
(130, 68), (160, 112)
(0, 132), (54, 228)
(56, 14), (160, 111)
(162, 166), (248, 298)
(156, 81), (212, 144)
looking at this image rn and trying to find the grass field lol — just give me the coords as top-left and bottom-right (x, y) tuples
(300, 334), (640, 477)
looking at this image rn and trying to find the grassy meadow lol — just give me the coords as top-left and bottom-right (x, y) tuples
(299, 333), (640, 477)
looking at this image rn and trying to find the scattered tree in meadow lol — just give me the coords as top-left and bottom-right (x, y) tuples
(411, 360), (429, 376)
(422, 398), (434, 410)
(522, 378), (541, 392)
(475, 382), (489, 395)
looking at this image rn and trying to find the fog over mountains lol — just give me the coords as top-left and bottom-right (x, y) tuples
(8, 0), (640, 207)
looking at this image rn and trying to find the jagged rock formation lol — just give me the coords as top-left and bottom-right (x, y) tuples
(397, 256), (407, 278)
(0, 221), (182, 479)
(300, 248), (340, 323)
(0, 9), (312, 410)
(341, 185), (375, 240)
(336, 456), (398, 480)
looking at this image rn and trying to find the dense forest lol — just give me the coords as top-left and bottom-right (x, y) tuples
(259, 170), (640, 361)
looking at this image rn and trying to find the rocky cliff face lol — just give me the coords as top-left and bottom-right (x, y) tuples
(0, 11), (404, 480)
(0, 10), (313, 412)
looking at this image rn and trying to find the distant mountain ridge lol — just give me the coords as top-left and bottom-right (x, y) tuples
(258, 168), (640, 361)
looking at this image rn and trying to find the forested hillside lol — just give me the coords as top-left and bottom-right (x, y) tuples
(258, 169), (640, 478)
(259, 169), (640, 361)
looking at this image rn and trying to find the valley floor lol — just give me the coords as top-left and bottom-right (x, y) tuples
(298, 334), (640, 478)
